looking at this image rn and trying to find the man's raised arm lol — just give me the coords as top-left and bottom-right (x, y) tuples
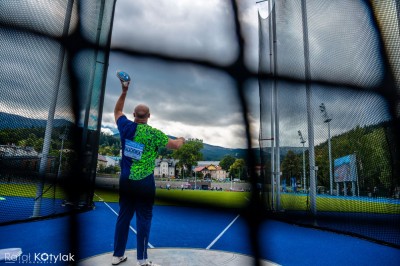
(114, 81), (129, 123)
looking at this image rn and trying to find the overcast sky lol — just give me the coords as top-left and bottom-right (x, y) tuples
(101, 0), (261, 148)
(100, 0), (391, 149)
(0, 1), (391, 150)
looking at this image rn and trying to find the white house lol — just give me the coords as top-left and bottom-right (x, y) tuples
(105, 156), (120, 167)
(97, 154), (108, 170)
(154, 158), (178, 178)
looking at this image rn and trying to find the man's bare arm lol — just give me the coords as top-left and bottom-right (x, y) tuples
(114, 81), (129, 123)
(166, 137), (185, 150)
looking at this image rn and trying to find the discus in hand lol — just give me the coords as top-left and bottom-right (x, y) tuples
(116, 70), (131, 86)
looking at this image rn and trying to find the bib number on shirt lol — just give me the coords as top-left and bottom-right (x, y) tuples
(124, 139), (144, 160)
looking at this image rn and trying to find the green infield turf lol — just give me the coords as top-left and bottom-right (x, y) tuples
(280, 193), (400, 214)
(2, 183), (398, 214)
(94, 188), (250, 209)
(0, 183), (67, 199)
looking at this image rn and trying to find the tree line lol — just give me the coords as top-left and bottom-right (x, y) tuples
(102, 134), (245, 179)
(0, 127), (73, 157)
(5, 122), (395, 193)
(279, 122), (398, 196)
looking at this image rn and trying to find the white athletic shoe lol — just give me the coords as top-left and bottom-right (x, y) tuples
(137, 261), (160, 266)
(112, 255), (127, 265)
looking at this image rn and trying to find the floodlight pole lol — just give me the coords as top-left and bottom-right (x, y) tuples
(274, 80), (281, 211)
(265, 0), (282, 211)
(298, 130), (306, 192)
(57, 126), (68, 178)
(194, 168), (197, 190)
(231, 154), (237, 190)
(320, 103), (333, 195)
(257, 0), (277, 210)
(270, 76), (276, 210)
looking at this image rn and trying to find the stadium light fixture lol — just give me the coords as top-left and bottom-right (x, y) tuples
(256, 0), (275, 20)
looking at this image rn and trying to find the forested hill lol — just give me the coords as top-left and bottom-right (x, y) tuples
(0, 112), (71, 129)
(1, 112), (395, 185)
(108, 133), (302, 161)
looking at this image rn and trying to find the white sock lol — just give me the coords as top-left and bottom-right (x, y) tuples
(138, 259), (146, 265)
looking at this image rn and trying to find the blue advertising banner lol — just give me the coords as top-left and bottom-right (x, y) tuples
(334, 154), (358, 182)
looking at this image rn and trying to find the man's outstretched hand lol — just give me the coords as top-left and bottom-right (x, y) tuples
(121, 81), (130, 93)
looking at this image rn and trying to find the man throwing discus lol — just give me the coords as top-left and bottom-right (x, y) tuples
(112, 76), (185, 266)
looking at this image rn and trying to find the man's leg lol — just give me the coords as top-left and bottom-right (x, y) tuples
(113, 179), (135, 257)
(135, 175), (155, 261)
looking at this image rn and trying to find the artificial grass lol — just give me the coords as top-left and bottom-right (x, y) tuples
(0, 183), (67, 199)
(94, 188), (250, 209)
(1, 183), (399, 214)
(280, 193), (400, 214)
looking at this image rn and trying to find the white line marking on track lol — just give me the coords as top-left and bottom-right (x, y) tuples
(206, 214), (240, 250)
(94, 193), (155, 248)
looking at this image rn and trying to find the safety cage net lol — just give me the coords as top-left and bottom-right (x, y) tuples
(0, 0), (399, 265)
(0, 0), (115, 224)
(258, 0), (400, 247)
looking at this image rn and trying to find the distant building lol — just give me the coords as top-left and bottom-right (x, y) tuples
(105, 156), (120, 167)
(214, 165), (227, 180)
(154, 158), (178, 178)
(0, 144), (56, 174)
(97, 154), (108, 171)
(194, 162), (227, 181)
(0, 144), (39, 157)
(197, 161), (220, 167)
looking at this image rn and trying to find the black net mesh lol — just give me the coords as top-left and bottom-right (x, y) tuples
(0, 0), (116, 224)
(0, 0), (399, 264)
(259, 0), (400, 247)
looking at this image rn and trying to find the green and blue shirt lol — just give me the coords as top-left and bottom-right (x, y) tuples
(117, 115), (169, 180)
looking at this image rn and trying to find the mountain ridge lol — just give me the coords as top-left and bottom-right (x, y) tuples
(0, 112), (72, 129)
(0, 112), (303, 161)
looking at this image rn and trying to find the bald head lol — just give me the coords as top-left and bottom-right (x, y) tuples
(134, 104), (150, 123)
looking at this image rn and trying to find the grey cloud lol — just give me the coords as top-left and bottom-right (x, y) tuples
(0, 29), (75, 119)
(258, 0), (384, 88)
(101, 0), (260, 147)
(259, 80), (391, 148)
(105, 0), (390, 149)
(111, 0), (238, 65)
(105, 53), (243, 128)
